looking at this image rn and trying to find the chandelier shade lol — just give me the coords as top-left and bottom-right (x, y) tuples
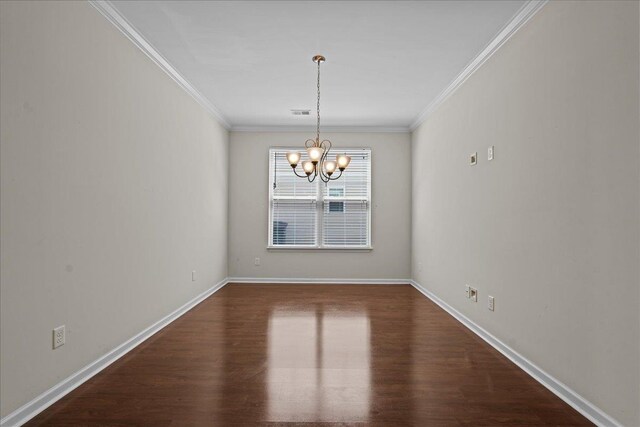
(324, 160), (337, 175)
(302, 161), (315, 175)
(286, 152), (301, 168)
(307, 146), (324, 163)
(336, 154), (352, 171)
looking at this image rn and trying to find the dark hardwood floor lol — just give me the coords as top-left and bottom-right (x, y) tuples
(27, 284), (592, 426)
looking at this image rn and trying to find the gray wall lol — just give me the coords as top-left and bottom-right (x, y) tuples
(229, 132), (411, 280)
(0, 1), (229, 417)
(411, 1), (639, 425)
(2, 0), (638, 424)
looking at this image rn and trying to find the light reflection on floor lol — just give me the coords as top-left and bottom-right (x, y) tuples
(267, 305), (371, 423)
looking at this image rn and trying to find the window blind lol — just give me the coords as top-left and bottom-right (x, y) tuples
(268, 148), (371, 248)
(321, 150), (370, 247)
(270, 151), (318, 247)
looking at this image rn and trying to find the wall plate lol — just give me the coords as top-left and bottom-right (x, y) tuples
(53, 325), (65, 349)
(470, 152), (477, 165)
(469, 287), (478, 302)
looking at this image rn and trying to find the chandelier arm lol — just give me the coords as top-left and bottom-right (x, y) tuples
(327, 168), (344, 180)
(292, 166), (309, 178)
(304, 139), (316, 149)
(319, 139), (332, 152)
(318, 139), (338, 182)
(318, 167), (329, 182)
(317, 144), (331, 181)
(318, 154), (330, 183)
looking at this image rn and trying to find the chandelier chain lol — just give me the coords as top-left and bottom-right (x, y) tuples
(316, 58), (320, 142)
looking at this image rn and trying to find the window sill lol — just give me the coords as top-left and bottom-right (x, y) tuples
(267, 246), (373, 252)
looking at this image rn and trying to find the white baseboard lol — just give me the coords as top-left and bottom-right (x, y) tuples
(227, 277), (410, 285)
(4, 278), (617, 427)
(409, 280), (622, 427)
(0, 278), (229, 427)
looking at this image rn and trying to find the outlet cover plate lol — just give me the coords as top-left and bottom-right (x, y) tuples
(53, 325), (65, 349)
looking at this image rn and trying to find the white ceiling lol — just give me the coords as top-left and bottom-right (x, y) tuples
(110, 0), (527, 130)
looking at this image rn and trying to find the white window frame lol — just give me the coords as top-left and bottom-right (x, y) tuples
(267, 147), (372, 250)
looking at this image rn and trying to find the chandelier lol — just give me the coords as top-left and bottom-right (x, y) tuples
(286, 55), (351, 182)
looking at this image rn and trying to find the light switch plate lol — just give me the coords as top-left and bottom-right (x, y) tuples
(488, 296), (495, 311)
(488, 146), (494, 161)
(470, 152), (477, 165)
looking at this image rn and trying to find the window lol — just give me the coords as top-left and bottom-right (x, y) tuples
(268, 148), (371, 248)
(328, 187), (344, 213)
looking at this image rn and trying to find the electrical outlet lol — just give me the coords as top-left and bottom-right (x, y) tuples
(254, 257), (261, 266)
(53, 325), (65, 349)
(488, 296), (495, 311)
(469, 287), (478, 302)
(465, 285), (471, 298)
(470, 152), (477, 165)
(192, 270), (196, 281)
(488, 146), (494, 161)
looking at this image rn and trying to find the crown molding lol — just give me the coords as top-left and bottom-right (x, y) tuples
(89, 0), (546, 135)
(88, 0), (232, 130)
(409, 0), (548, 132)
(230, 125), (410, 133)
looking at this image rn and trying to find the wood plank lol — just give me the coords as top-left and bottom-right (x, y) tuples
(26, 284), (592, 426)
